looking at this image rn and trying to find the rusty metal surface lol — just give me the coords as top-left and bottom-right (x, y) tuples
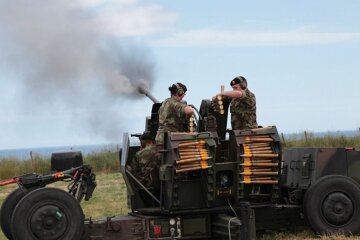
(82, 215), (145, 240)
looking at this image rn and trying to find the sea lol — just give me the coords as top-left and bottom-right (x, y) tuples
(0, 144), (121, 160)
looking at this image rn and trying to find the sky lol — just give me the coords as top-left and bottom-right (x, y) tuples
(0, 0), (359, 149)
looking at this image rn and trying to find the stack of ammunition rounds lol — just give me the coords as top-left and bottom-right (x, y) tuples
(240, 135), (279, 184)
(188, 115), (195, 132)
(175, 140), (212, 173)
(212, 95), (225, 115)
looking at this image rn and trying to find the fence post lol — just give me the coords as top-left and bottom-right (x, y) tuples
(30, 151), (34, 171)
(281, 132), (286, 145)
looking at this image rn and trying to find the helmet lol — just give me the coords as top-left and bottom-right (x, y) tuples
(169, 82), (187, 96)
(230, 76), (247, 90)
(140, 132), (153, 141)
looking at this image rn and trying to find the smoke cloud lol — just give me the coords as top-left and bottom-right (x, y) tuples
(0, 0), (162, 143)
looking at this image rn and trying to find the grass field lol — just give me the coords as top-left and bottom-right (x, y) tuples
(1, 172), (358, 240)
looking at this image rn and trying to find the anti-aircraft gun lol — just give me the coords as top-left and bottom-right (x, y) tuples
(116, 87), (257, 239)
(119, 87), (360, 238)
(2, 87), (360, 240)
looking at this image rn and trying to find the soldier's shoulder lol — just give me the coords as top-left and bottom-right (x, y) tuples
(245, 89), (256, 98)
(162, 97), (172, 104)
(142, 145), (157, 153)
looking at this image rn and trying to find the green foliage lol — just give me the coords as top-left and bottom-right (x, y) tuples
(0, 150), (119, 180)
(83, 150), (120, 174)
(281, 132), (360, 150)
(0, 154), (51, 179)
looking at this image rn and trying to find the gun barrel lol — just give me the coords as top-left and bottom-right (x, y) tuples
(138, 85), (159, 103)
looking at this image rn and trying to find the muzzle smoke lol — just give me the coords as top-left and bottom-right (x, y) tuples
(0, 1), (156, 143)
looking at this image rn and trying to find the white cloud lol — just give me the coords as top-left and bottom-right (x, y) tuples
(98, 4), (177, 36)
(152, 28), (360, 47)
(71, 0), (177, 36)
(74, 0), (137, 8)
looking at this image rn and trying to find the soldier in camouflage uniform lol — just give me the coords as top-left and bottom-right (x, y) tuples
(130, 132), (160, 189)
(214, 76), (258, 130)
(155, 82), (194, 144)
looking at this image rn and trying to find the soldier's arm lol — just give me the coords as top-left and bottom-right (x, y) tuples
(184, 105), (194, 115)
(174, 101), (194, 117)
(129, 152), (141, 172)
(217, 89), (245, 99)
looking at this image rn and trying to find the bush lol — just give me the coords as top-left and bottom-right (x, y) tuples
(282, 132), (360, 150)
(84, 150), (120, 174)
(0, 150), (119, 180)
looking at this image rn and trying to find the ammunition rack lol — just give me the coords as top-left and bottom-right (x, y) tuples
(230, 126), (282, 203)
(212, 95), (225, 115)
(240, 136), (279, 185)
(175, 139), (211, 173)
(162, 132), (217, 210)
(188, 115), (196, 133)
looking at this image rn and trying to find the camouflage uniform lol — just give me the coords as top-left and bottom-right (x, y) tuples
(130, 144), (160, 188)
(229, 88), (258, 130)
(155, 96), (187, 144)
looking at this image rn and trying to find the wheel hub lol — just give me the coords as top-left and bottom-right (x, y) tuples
(30, 205), (67, 240)
(322, 192), (354, 226)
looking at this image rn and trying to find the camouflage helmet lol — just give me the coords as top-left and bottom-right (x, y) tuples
(230, 76), (247, 90)
(169, 82), (187, 96)
(140, 131), (153, 141)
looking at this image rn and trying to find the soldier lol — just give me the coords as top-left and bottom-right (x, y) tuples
(214, 76), (258, 130)
(130, 132), (160, 189)
(155, 82), (194, 144)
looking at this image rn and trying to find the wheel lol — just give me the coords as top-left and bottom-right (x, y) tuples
(10, 187), (84, 240)
(303, 175), (360, 235)
(0, 188), (27, 239)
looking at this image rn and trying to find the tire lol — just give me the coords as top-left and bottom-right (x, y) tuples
(303, 175), (360, 235)
(10, 187), (84, 240)
(0, 188), (27, 239)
